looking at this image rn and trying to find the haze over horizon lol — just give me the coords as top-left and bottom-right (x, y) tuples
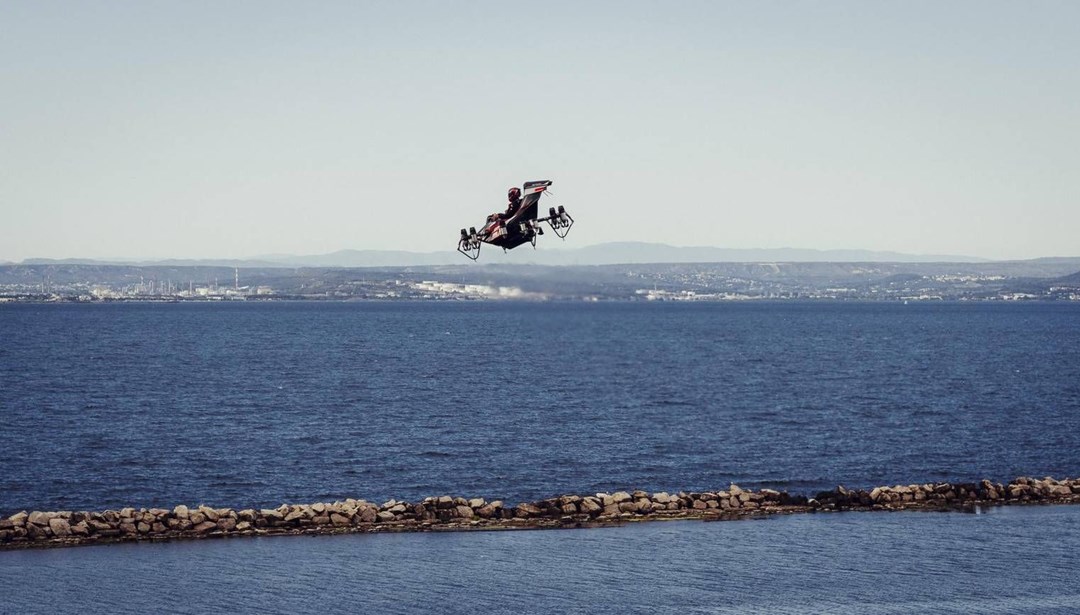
(3, 2), (1078, 262)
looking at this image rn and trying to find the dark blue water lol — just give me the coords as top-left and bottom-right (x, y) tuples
(1, 301), (1079, 515)
(3, 505), (1079, 613)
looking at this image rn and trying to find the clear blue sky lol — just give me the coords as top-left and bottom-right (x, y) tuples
(2, 1), (1077, 261)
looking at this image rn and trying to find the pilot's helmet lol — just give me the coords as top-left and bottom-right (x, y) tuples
(508, 187), (521, 201)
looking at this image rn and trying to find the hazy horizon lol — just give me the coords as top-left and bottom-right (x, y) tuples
(5, 240), (1079, 266)
(4, 2), (1078, 262)
(11, 240), (1080, 267)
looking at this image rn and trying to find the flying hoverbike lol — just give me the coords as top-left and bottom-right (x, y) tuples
(457, 180), (574, 260)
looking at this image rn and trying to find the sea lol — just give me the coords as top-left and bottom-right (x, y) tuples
(1, 300), (1079, 612)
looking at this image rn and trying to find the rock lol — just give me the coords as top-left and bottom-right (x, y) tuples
(311, 503), (326, 514)
(579, 498), (602, 515)
(173, 505), (190, 519)
(119, 522), (137, 535)
(312, 515), (331, 526)
(515, 503), (542, 518)
(193, 521), (217, 534)
(217, 518), (237, 532)
(729, 484), (744, 496)
(561, 503), (578, 515)
(870, 487), (884, 502)
(48, 518), (72, 537)
(71, 521), (90, 536)
(152, 522), (166, 533)
(236, 521), (252, 531)
(359, 507), (377, 523)
(137, 522), (151, 534)
(476, 500), (503, 518)
(189, 512), (207, 525)
(28, 511), (52, 526)
(376, 511), (396, 523)
(284, 510), (306, 523)
(388, 504), (407, 514)
(26, 524), (48, 539)
(8, 512), (28, 526)
(330, 513), (351, 526)
(468, 498), (485, 509)
(652, 492), (671, 504)
(436, 496), (455, 509)
(456, 505), (475, 519)
(612, 491), (632, 504)
(691, 500), (707, 510)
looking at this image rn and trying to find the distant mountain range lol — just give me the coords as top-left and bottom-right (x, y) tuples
(17, 242), (1048, 268)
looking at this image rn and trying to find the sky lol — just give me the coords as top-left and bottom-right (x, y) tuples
(2, 1), (1078, 262)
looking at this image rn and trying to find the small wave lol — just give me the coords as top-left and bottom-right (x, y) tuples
(652, 399), (694, 407)
(418, 451), (454, 458)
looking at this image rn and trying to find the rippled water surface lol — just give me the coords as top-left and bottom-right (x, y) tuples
(1, 301), (1079, 514)
(2, 505), (1079, 614)
(3, 301), (1080, 611)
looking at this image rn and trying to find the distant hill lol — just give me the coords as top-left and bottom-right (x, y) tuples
(246, 243), (994, 268)
(21, 257), (283, 268)
(16, 242), (1080, 269)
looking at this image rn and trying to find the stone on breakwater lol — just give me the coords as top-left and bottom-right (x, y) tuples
(48, 518), (71, 537)
(579, 498), (601, 515)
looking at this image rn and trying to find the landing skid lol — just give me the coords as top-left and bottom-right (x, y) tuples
(540, 205), (574, 239)
(457, 227), (481, 261)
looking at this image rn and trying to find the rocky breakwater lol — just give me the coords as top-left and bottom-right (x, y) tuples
(3, 476), (1079, 550)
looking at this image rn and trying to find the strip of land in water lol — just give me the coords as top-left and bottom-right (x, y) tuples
(3, 476), (1078, 550)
